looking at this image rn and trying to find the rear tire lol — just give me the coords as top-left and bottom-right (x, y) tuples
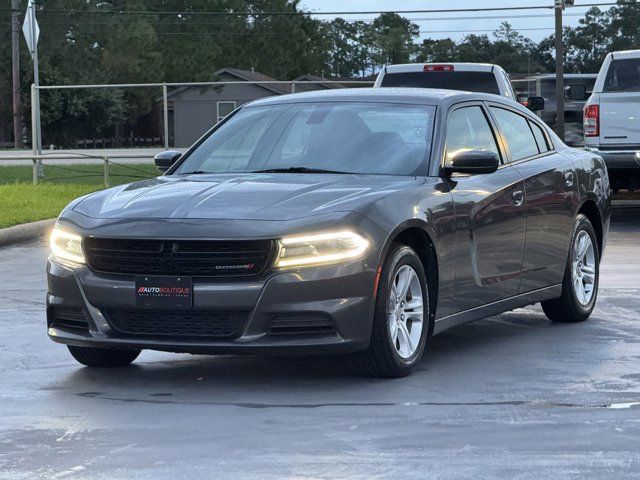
(68, 345), (141, 367)
(355, 244), (431, 378)
(541, 214), (599, 323)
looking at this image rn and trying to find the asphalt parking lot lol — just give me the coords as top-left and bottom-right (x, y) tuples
(1, 207), (639, 480)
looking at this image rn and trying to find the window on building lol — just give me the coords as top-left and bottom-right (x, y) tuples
(217, 101), (236, 122)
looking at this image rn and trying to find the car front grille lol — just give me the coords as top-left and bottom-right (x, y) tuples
(84, 238), (274, 277)
(104, 309), (248, 339)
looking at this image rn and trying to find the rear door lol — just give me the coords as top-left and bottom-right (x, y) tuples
(599, 57), (640, 145)
(487, 104), (579, 293)
(445, 103), (526, 312)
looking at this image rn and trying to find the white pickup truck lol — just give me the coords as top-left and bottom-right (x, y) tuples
(374, 63), (519, 100)
(584, 50), (640, 192)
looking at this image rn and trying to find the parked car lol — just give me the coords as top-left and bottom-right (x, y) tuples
(374, 62), (520, 99)
(47, 88), (610, 377)
(584, 49), (640, 192)
(512, 74), (597, 146)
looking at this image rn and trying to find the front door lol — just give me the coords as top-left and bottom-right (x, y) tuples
(444, 104), (527, 313)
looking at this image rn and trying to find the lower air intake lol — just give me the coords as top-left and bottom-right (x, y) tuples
(105, 309), (248, 339)
(49, 307), (90, 334)
(268, 314), (335, 335)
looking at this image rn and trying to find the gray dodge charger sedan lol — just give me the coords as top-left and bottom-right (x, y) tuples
(47, 88), (611, 377)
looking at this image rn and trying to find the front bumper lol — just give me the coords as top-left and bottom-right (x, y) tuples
(46, 258), (377, 355)
(584, 147), (640, 170)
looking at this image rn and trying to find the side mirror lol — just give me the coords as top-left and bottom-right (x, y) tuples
(154, 150), (181, 172)
(526, 96), (545, 111)
(565, 84), (587, 100)
(443, 150), (500, 176)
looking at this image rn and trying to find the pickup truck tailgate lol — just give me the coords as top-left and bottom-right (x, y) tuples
(600, 92), (640, 145)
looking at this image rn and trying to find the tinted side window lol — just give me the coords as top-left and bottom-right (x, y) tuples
(490, 107), (539, 161)
(444, 106), (500, 164)
(603, 58), (640, 92)
(529, 121), (550, 153)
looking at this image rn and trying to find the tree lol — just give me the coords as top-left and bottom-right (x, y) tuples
(415, 38), (457, 63)
(608, 0), (640, 52)
(4, 0), (640, 148)
(370, 13), (419, 70)
(492, 22), (545, 74)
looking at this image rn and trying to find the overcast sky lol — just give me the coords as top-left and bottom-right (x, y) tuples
(300, 0), (615, 42)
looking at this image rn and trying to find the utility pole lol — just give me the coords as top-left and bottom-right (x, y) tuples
(23, 0), (41, 155)
(11, 0), (23, 148)
(554, 0), (565, 142)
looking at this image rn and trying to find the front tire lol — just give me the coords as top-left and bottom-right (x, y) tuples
(67, 345), (141, 367)
(355, 244), (431, 378)
(541, 214), (599, 323)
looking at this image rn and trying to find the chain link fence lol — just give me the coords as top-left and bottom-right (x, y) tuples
(2, 79), (373, 184)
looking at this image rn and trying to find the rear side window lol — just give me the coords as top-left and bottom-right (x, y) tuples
(444, 106), (501, 164)
(490, 107), (539, 161)
(529, 121), (550, 153)
(381, 71), (501, 95)
(603, 58), (640, 92)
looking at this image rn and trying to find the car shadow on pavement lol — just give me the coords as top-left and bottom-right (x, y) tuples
(46, 306), (587, 405)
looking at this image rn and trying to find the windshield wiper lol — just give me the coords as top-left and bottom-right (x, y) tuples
(177, 170), (208, 175)
(251, 166), (353, 174)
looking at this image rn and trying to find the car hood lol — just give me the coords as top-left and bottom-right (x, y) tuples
(73, 173), (426, 221)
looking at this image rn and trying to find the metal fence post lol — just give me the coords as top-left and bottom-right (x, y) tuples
(32, 158), (38, 184)
(103, 157), (110, 187)
(162, 84), (169, 150)
(30, 83), (37, 184)
(291, 82), (296, 93)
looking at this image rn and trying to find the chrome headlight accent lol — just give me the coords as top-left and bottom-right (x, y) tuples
(275, 230), (369, 268)
(50, 226), (85, 265)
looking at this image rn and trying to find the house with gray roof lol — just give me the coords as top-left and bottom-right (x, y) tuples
(167, 67), (289, 147)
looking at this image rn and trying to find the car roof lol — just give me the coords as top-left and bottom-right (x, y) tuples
(384, 63), (500, 73)
(609, 49), (640, 60)
(246, 87), (513, 108)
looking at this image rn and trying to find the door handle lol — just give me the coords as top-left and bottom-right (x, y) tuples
(564, 171), (574, 187)
(511, 190), (524, 206)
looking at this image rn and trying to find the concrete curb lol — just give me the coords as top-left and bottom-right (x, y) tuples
(0, 218), (56, 248)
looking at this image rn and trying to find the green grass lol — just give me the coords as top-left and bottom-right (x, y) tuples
(0, 163), (158, 185)
(0, 183), (102, 229)
(0, 163), (158, 229)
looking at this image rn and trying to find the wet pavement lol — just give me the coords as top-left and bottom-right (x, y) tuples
(1, 207), (639, 479)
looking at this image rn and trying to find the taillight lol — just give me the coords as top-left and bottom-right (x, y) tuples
(424, 64), (454, 72)
(584, 104), (599, 137)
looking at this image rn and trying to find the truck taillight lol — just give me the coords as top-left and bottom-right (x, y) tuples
(584, 104), (599, 137)
(424, 64), (454, 72)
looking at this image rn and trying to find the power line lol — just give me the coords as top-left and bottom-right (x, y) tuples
(42, 11), (590, 26)
(38, 27), (557, 38)
(1, 2), (620, 17)
(133, 28), (559, 37)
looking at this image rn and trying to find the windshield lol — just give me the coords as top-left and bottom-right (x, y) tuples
(173, 102), (435, 176)
(603, 58), (640, 92)
(380, 71), (501, 95)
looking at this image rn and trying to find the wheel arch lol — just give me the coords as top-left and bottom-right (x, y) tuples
(379, 221), (439, 325)
(578, 199), (603, 258)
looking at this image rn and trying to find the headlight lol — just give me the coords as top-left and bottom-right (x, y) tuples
(275, 230), (369, 268)
(50, 227), (85, 264)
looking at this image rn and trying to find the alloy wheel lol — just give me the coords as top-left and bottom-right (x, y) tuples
(572, 230), (596, 306)
(387, 265), (424, 359)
